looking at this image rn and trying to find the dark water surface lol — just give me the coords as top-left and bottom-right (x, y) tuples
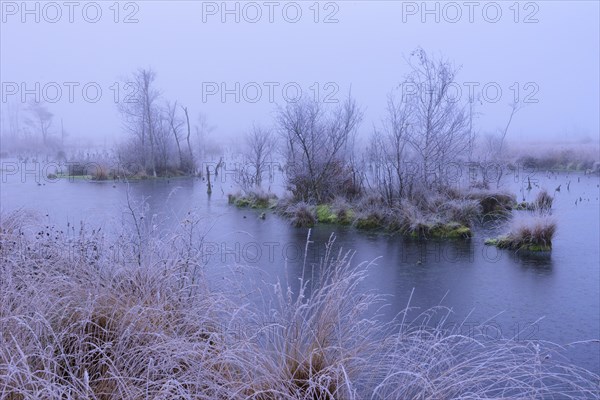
(1, 166), (599, 372)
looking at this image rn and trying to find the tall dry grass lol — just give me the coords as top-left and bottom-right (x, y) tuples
(489, 214), (557, 251)
(1, 210), (598, 399)
(534, 189), (554, 212)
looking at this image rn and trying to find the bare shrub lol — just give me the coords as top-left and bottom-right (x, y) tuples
(278, 96), (363, 203)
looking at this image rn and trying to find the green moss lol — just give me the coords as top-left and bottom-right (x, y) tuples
(337, 209), (355, 225)
(485, 236), (551, 252)
(55, 173), (91, 180)
(484, 238), (500, 246)
(355, 214), (384, 230)
(251, 198), (270, 209)
(485, 236), (512, 248)
(406, 223), (430, 238)
(428, 224), (445, 238)
(234, 198), (251, 208)
(315, 204), (356, 225)
(316, 204), (337, 224)
(522, 244), (552, 251)
(514, 202), (527, 210)
(426, 222), (472, 239)
(444, 224), (472, 239)
(229, 192), (278, 209)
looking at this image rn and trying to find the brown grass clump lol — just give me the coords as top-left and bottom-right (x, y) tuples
(486, 215), (557, 252)
(279, 202), (317, 228)
(438, 199), (482, 226)
(466, 190), (516, 215)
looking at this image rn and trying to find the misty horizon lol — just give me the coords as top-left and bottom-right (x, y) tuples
(2, 1), (599, 149)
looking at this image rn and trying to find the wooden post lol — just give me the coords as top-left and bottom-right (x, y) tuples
(206, 165), (212, 195)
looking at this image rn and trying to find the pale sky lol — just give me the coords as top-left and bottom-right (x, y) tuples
(1, 1), (599, 148)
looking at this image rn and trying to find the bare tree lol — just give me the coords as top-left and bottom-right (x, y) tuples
(466, 93), (481, 162)
(480, 102), (522, 164)
(118, 96), (146, 172)
(166, 101), (186, 171)
(497, 101), (521, 159)
(402, 48), (471, 189)
(368, 91), (412, 205)
(194, 112), (214, 172)
(163, 102), (196, 175)
(26, 101), (53, 145)
(241, 124), (276, 189)
(118, 68), (161, 177)
(277, 95), (363, 202)
(139, 69), (160, 177)
(153, 112), (174, 173)
(181, 106), (195, 173)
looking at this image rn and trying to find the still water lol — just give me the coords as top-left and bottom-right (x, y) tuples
(1, 164), (599, 372)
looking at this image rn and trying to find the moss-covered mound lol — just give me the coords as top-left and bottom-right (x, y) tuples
(485, 237), (552, 252)
(408, 222), (472, 239)
(316, 205), (337, 224)
(355, 213), (386, 230)
(228, 192), (278, 209)
(485, 216), (555, 252)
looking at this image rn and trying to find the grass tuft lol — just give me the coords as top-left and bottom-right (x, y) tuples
(229, 189), (278, 209)
(466, 190), (516, 215)
(534, 189), (553, 212)
(279, 202), (317, 228)
(486, 215), (557, 251)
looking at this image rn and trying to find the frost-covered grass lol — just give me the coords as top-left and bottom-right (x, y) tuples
(1, 210), (598, 399)
(233, 184), (518, 241)
(228, 189), (278, 209)
(275, 194), (479, 239)
(486, 214), (557, 252)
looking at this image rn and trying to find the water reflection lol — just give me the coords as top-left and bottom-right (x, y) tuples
(0, 169), (598, 372)
(515, 252), (554, 273)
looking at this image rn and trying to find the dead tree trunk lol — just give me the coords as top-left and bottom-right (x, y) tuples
(206, 165), (212, 195)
